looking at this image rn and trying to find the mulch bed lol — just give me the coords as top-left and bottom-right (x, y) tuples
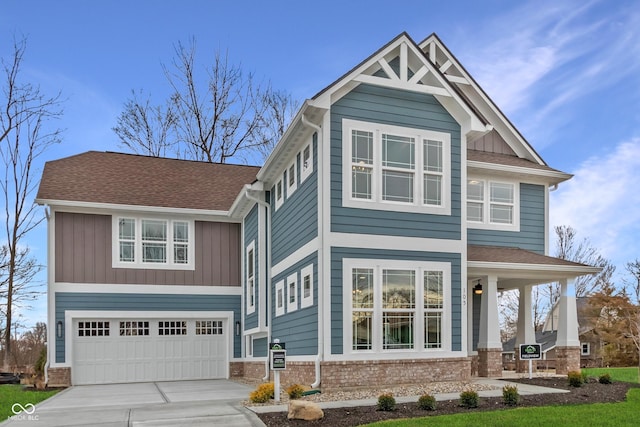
(256, 378), (638, 427)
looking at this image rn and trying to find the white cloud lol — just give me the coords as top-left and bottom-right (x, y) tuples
(550, 138), (640, 269)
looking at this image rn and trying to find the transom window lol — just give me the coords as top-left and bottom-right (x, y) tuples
(346, 259), (450, 354)
(113, 217), (193, 269)
(158, 320), (187, 336)
(78, 321), (110, 337)
(195, 320), (223, 335)
(467, 178), (519, 231)
(343, 119), (451, 214)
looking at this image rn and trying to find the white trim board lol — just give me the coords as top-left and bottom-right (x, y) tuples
(52, 283), (242, 295)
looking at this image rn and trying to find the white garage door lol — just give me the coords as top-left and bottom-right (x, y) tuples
(72, 318), (227, 385)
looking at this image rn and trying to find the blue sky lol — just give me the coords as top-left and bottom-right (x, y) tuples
(2, 0), (640, 329)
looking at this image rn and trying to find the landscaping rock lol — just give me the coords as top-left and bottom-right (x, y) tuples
(287, 400), (324, 420)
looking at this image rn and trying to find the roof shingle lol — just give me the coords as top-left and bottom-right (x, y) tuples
(36, 151), (259, 211)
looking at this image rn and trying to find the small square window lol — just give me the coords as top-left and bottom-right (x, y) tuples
(301, 139), (314, 183)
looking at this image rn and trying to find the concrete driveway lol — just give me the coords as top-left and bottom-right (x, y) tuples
(2, 380), (265, 427)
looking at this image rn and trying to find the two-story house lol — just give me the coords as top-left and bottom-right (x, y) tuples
(37, 32), (598, 387)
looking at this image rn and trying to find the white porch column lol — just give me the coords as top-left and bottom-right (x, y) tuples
(515, 285), (536, 346)
(556, 278), (580, 347)
(478, 275), (501, 349)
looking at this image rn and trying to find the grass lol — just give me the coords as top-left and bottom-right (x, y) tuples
(582, 367), (639, 383)
(0, 384), (59, 421)
(364, 388), (640, 427)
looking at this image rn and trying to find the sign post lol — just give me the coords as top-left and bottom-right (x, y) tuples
(519, 344), (542, 379)
(269, 340), (286, 402)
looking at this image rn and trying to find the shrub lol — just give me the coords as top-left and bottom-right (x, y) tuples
(249, 382), (274, 403)
(502, 384), (520, 406)
(568, 370), (583, 387)
(35, 347), (47, 378)
(417, 393), (437, 411)
(581, 370), (590, 383)
(377, 393), (396, 411)
(599, 373), (612, 384)
(286, 384), (305, 399)
(459, 389), (479, 408)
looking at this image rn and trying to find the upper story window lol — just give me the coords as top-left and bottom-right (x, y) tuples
(300, 139), (314, 183)
(343, 119), (451, 215)
(246, 241), (256, 314)
(275, 179), (283, 210)
(113, 216), (194, 270)
(467, 178), (519, 231)
(287, 158), (298, 196)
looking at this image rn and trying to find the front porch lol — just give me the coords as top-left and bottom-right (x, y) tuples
(467, 245), (600, 377)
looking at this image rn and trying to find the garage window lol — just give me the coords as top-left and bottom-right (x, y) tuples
(78, 321), (110, 337)
(159, 320), (187, 335)
(195, 320), (223, 335)
(119, 321), (149, 336)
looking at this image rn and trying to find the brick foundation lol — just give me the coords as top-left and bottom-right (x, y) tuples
(47, 367), (71, 387)
(477, 348), (502, 377)
(555, 346), (580, 375)
(232, 358), (471, 390)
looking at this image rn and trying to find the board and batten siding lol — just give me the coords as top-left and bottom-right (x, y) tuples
(270, 252), (318, 356)
(330, 247), (462, 355)
(54, 292), (241, 363)
(243, 205), (260, 329)
(271, 135), (318, 266)
(467, 183), (546, 253)
(330, 84), (462, 239)
(54, 212), (241, 285)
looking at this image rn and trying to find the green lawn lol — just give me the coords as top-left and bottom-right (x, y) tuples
(364, 388), (640, 427)
(583, 367), (639, 383)
(0, 384), (59, 421)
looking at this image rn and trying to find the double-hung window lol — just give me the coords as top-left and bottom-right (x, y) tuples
(467, 178), (519, 231)
(343, 119), (450, 214)
(345, 259), (450, 354)
(300, 139), (314, 183)
(114, 217), (193, 269)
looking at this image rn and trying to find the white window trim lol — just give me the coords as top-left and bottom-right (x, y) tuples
(342, 118), (451, 215)
(342, 258), (451, 356)
(274, 179), (284, 211)
(275, 280), (285, 317)
(287, 273), (298, 313)
(581, 342), (590, 356)
(112, 216), (195, 270)
(300, 139), (314, 183)
(246, 241), (256, 314)
(466, 177), (520, 232)
(286, 157), (298, 197)
(300, 264), (314, 309)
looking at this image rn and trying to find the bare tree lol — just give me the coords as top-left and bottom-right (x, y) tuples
(114, 38), (297, 164)
(112, 90), (177, 157)
(0, 37), (63, 368)
(623, 260), (640, 368)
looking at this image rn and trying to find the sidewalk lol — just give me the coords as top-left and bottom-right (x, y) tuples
(249, 377), (568, 415)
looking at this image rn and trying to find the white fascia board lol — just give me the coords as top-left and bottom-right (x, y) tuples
(468, 261), (602, 276)
(228, 183), (265, 219)
(467, 161), (573, 184)
(37, 199), (235, 222)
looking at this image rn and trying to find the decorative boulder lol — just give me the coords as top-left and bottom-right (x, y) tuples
(287, 400), (324, 421)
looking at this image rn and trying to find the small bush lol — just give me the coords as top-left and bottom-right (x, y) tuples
(599, 373), (612, 384)
(459, 389), (479, 408)
(581, 370), (590, 383)
(377, 393), (396, 411)
(249, 382), (274, 403)
(568, 370), (583, 387)
(35, 347), (47, 377)
(286, 384), (305, 399)
(417, 393), (437, 411)
(502, 384), (520, 406)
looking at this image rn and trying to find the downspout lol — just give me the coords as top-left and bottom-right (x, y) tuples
(301, 114), (323, 389)
(245, 190), (272, 381)
(43, 206), (51, 386)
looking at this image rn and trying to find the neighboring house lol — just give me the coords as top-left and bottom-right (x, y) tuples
(36, 32), (600, 387)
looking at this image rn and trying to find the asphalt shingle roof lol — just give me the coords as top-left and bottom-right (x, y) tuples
(36, 151), (260, 211)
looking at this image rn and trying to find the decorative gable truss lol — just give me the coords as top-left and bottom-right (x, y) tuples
(313, 33), (489, 139)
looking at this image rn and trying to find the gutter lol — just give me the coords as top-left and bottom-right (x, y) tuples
(301, 114), (323, 389)
(244, 190), (272, 381)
